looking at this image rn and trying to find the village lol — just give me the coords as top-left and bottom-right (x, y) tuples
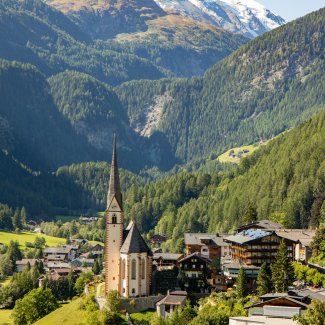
(5, 137), (325, 325)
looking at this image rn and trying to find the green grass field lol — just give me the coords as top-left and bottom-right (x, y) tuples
(34, 299), (86, 325)
(130, 310), (155, 324)
(218, 144), (259, 164)
(0, 231), (65, 249)
(0, 276), (12, 286)
(0, 309), (13, 325)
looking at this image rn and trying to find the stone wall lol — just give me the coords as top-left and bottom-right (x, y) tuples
(96, 295), (165, 313)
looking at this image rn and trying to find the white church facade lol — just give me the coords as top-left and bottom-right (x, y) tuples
(105, 134), (152, 297)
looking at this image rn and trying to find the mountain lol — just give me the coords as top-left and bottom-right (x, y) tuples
(154, 0), (286, 38)
(45, 0), (166, 39)
(45, 0), (248, 77)
(99, 14), (247, 77)
(0, 59), (101, 171)
(116, 8), (325, 164)
(121, 108), (325, 251)
(0, 0), (168, 86)
(48, 71), (177, 170)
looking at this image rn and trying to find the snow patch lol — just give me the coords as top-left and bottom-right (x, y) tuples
(154, 0), (285, 38)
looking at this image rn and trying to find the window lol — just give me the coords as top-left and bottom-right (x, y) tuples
(142, 259), (145, 279)
(131, 259), (136, 280)
(122, 259), (126, 279)
(192, 264), (196, 269)
(132, 288), (135, 295)
(112, 214), (117, 224)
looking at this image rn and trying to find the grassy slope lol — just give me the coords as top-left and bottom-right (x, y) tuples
(218, 144), (258, 164)
(130, 310), (155, 323)
(34, 298), (86, 325)
(0, 310), (12, 325)
(0, 231), (65, 249)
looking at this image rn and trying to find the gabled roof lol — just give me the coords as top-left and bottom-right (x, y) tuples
(184, 233), (230, 246)
(274, 229), (316, 245)
(245, 296), (309, 309)
(237, 220), (283, 231)
(106, 132), (123, 210)
(120, 221), (151, 254)
(153, 253), (183, 261)
(178, 252), (211, 264)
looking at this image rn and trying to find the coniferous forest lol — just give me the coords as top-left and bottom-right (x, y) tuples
(0, 1), (323, 236)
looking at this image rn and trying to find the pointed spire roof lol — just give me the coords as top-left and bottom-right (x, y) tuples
(120, 221), (151, 254)
(106, 131), (122, 209)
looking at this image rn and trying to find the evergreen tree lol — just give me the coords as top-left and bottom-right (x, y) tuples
(310, 227), (325, 257)
(20, 207), (27, 226)
(242, 203), (258, 224)
(271, 240), (295, 292)
(7, 240), (22, 265)
(67, 271), (75, 299)
(35, 248), (44, 259)
(93, 260), (100, 275)
(257, 262), (272, 296)
(37, 260), (45, 274)
(177, 269), (186, 291)
(236, 268), (248, 298)
(31, 263), (40, 288)
(0, 204), (13, 230)
(12, 208), (22, 230)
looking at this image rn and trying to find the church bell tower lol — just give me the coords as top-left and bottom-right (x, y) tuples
(105, 132), (123, 295)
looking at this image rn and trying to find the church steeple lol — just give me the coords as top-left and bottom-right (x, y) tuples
(107, 131), (122, 210)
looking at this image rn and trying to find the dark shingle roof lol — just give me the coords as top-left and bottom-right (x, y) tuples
(120, 221), (151, 254)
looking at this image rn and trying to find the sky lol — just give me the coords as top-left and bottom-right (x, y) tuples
(258, 0), (324, 21)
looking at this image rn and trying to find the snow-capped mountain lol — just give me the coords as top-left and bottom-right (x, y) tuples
(154, 0), (286, 38)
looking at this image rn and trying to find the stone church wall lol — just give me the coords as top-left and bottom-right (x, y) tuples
(96, 295), (165, 313)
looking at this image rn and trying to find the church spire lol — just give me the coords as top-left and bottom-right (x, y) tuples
(107, 131), (122, 210)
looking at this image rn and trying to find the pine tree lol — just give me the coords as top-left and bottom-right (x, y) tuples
(236, 267), (248, 298)
(68, 270), (75, 299)
(20, 207), (27, 226)
(93, 260), (100, 275)
(31, 263), (40, 288)
(12, 208), (22, 230)
(242, 204), (258, 224)
(257, 262), (272, 296)
(271, 239), (295, 292)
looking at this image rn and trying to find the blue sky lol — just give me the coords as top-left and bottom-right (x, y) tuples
(258, 0), (324, 21)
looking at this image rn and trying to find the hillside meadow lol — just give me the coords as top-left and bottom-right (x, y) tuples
(34, 298), (86, 325)
(0, 231), (65, 249)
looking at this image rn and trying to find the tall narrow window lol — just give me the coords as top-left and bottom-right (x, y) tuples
(122, 259), (126, 279)
(131, 259), (136, 280)
(141, 259), (145, 279)
(112, 214), (117, 224)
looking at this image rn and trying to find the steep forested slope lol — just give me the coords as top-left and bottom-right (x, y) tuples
(117, 8), (325, 163)
(154, 109), (325, 251)
(48, 71), (178, 171)
(0, 0), (167, 86)
(0, 60), (100, 170)
(0, 151), (142, 217)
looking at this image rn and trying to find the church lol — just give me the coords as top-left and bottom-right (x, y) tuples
(104, 134), (152, 297)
